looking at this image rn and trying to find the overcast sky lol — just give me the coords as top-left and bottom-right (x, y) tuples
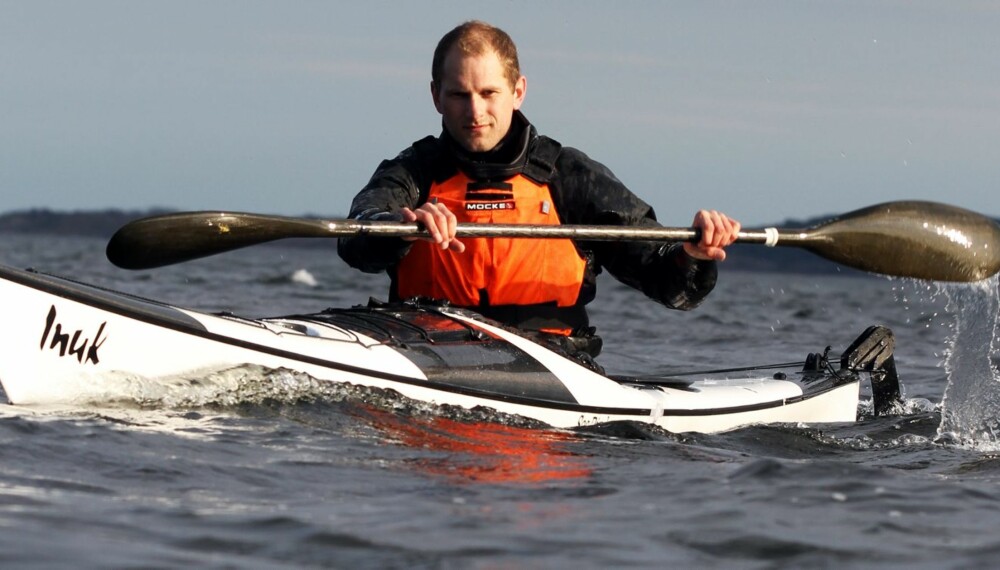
(3, 1), (998, 225)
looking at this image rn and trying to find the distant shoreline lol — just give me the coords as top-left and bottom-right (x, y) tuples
(0, 208), (170, 239)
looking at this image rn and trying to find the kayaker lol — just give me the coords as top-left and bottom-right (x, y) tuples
(338, 20), (740, 363)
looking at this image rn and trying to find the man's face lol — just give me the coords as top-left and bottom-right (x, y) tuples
(432, 47), (526, 153)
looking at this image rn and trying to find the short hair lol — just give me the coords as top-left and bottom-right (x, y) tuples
(431, 21), (521, 90)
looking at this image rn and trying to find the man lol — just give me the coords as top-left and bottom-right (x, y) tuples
(339, 21), (740, 360)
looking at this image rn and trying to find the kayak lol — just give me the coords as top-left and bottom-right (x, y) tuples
(0, 264), (902, 433)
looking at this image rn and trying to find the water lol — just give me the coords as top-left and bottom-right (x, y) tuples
(2, 233), (1000, 568)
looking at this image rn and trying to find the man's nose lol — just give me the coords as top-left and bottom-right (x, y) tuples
(468, 95), (486, 118)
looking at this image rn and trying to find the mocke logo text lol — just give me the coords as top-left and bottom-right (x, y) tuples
(465, 202), (516, 211)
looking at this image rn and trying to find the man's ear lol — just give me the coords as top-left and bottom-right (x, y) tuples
(431, 81), (443, 114)
(512, 75), (527, 110)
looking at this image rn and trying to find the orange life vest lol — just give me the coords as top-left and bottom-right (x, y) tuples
(395, 172), (587, 311)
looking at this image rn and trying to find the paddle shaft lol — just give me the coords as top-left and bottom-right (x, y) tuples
(107, 213), (802, 271)
(329, 219), (795, 246)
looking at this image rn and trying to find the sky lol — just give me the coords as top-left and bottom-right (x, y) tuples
(2, 1), (998, 226)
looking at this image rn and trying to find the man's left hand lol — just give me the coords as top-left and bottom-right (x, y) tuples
(683, 210), (741, 261)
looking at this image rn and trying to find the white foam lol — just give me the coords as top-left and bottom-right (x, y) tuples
(291, 268), (318, 287)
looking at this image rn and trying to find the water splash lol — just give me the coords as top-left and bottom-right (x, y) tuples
(62, 364), (547, 430)
(936, 275), (1000, 445)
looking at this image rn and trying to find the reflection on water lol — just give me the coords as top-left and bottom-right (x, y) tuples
(355, 407), (593, 484)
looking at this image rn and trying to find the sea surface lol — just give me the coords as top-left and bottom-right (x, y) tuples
(2, 233), (1000, 569)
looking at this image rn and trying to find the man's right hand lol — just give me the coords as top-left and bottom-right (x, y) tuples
(400, 202), (466, 253)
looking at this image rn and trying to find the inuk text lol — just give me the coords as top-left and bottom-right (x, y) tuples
(39, 305), (107, 364)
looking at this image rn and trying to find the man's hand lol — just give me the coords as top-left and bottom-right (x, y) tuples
(683, 210), (741, 261)
(400, 202), (467, 253)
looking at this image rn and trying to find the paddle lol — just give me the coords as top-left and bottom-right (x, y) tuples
(106, 200), (1000, 282)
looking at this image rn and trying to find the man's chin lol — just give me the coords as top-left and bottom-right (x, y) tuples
(459, 135), (497, 153)
(465, 145), (489, 153)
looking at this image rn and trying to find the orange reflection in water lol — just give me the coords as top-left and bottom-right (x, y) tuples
(356, 407), (593, 484)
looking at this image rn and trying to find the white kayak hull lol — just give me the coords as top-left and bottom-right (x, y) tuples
(0, 265), (897, 433)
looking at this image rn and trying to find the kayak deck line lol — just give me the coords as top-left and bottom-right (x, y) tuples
(0, 264), (903, 432)
(0, 265), (210, 333)
(255, 307), (868, 417)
